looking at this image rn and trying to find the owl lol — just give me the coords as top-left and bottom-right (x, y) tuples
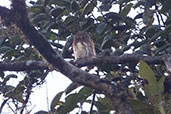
(73, 31), (96, 70)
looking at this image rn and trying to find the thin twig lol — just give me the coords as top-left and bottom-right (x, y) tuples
(20, 87), (32, 114)
(158, 12), (165, 26)
(89, 69), (100, 114)
(45, 81), (50, 112)
(89, 91), (96, 114)
(0, 98), (9, 113)
(7, 102), (17, 114)
(156, 12), (161, 26)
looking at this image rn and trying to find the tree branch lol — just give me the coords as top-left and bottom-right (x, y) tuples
(74, 54), (169, 68)
(0, 60), (48, 71)
(0, 53), (167, 72)
(0, 6), (11, 25)
(0, 54), (169, 71)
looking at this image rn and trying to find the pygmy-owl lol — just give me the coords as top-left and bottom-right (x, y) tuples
(73, 31), (96, 70)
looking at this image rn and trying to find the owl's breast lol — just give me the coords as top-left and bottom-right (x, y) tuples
(73, 41), (90, 59)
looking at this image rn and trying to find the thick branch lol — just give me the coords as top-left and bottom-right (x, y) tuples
(0, 6), (11, 25)
(0, 60), (48, 71)
(0, 54), (169, 71)
(74, 54), (169, 68)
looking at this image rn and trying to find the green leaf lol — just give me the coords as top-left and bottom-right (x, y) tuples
(80, 0), (89, 8)
(59, 93), (79, 113)
(139, 43), (151, 54)
(44, 0), (51, 6)
(64, 16), (78, 25)
(0, 46), (12, 53)
(117, 0), (133, 4)
(120, 3), (133, 16)
(101, 35), (114, 49)
(133, 1), (144, 9)
(150, 30), (164, 43)
(43, 21), (56, 32)
(157, 77), (165, 98)
(130, 99), (161, 114)
(165, 24), (171, 33)
(145, 25), (162, 39)
(139, 60), (156, 87)
(64, 16), (79, 32)
(34, 110), (48, 114)
(0, 85), (14, 94)
(50, 91), (64, 112)
(160, 0), (171, 14)
(96, 22), (107, 34)
(0, 37), (6, 46)
(49, 0), (70, 7)
(78, 87), (92, 96)
(10, 35), (23, 45)
(63, 16), (79, 32)
(65, 83), (79, 95)
(0, 70), (4, 79)
(50, 7), (64, 18)
(49, 32), (58, 40)
(82, 3), (94, 16)
(71, 1), (80, 11)
(95, 97), (112, 113)
(36, 0), (44, 5)
(97, 16), (104, 22)
(31, 13), (48, 23)
(99, 2), (112, 11)
(154, 44), (169, 54)
(29, 71), (42, 78)
(58, 30), (71, 39)
(153, 40), (166, 48)
(139, 60), (165, 105)
(3, 74), (18, 84)
(164, 58), (171, 73)
(112, 48), (124, 56)
(3, 85), (24, 103)
(105, 12), (124, 22)
(58, 87), (92, 113)
(3, 49), (22, 59)
(29, 5), (44, 14)
(82, 18), (94, 30)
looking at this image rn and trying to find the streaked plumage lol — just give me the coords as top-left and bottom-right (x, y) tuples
(73, 31), (96, 71)
(73, 31), (96, 59)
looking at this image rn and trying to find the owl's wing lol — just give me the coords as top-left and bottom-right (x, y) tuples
(88, 39), (96, 56)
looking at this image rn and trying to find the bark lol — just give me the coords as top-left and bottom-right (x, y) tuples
(0, 53), (169, 71)
(111, 96), (132, 114)
(74, 54), (169, 68)
(0, 60), (48, 71)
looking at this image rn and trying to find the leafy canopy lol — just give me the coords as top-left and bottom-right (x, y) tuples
(0, 0), (171, 114)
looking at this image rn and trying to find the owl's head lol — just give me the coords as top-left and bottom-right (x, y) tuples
(74, 31), (90, 40)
